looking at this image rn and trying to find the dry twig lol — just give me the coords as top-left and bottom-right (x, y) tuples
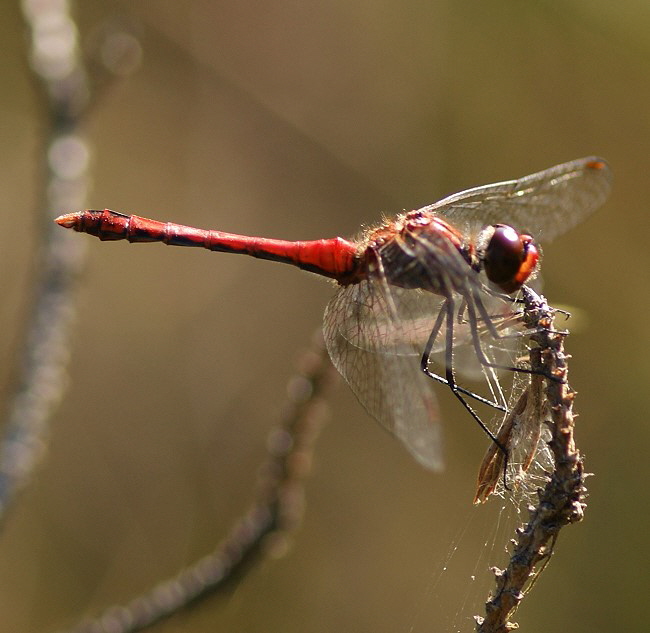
(0, 0), (92, 524)
(1, 0), (139, 527)
(476, 286), (586, 632)
(54, 334), (337, 633)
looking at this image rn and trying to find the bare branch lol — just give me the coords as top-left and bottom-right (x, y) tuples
(0, 0), (92, 525)
(476, 287), (586, 632)
(53, 333), (337, 633)
(0, 0), (140, 527)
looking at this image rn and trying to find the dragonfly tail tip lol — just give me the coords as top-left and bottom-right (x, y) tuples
(54, 212), (80, 228)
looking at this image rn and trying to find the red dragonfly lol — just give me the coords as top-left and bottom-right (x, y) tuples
(56, 157), (610, 472)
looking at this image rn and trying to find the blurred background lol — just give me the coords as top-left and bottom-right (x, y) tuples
(1, 1), (649, 632)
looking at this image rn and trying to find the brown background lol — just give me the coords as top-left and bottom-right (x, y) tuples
(1, 2), (649, 632)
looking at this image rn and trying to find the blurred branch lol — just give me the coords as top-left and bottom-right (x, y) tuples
(54, 333), (337, 633)
(0, 0), (92, 525)
(475, 287), (586, 633)
(0, 1), (138, 525)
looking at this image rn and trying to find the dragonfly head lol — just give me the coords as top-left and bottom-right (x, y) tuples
(478, 224), (540, 293)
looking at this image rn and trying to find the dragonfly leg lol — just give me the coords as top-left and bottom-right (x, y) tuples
(420, 299), (507, 412)
(482, 284), (571, 331)
(439, 298), (511, 486)
(468, 289), (565, 384)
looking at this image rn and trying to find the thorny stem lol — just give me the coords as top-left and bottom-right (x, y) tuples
(53, 334), (337, 633)
(475, 286), (586, 633)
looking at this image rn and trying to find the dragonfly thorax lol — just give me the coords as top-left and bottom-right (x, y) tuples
(362, 211), (477, 296)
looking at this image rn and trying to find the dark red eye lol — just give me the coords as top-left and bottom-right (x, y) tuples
(482, 224), (539, 293)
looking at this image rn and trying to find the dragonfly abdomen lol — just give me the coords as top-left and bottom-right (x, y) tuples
(56, 209), (360, 281)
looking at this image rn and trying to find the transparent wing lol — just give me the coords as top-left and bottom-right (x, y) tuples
(420, 156), (611, 242)
(322, 232), (529, 470)
(327, 283), (446, 356)
(323, 279), (445, 471)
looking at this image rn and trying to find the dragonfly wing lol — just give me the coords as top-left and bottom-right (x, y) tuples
(326, 284), (447, 356)
(323, 281), (444, 471)
(421, 156), (611, 242)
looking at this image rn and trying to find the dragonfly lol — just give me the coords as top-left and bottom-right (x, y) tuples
(56, 157), (611, 473)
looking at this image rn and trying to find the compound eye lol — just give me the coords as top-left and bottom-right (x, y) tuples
(483, 225), (538, 293)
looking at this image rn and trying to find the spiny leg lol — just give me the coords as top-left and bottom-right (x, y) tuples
(440, 298), (510, 461)
(420, 298), (506, 412)
(467, 287), (565, 384)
